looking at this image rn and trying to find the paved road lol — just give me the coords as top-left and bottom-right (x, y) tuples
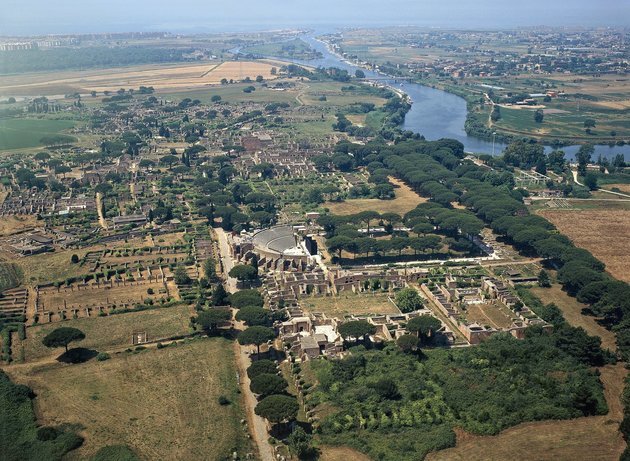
(215, 227), (238, 293)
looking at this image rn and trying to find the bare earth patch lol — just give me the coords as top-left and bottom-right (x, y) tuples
(537, 207), (630, 283)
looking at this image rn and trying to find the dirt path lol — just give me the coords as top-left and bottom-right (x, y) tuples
(233, 341), (275, 461)
(215, 228), (237, 293)
(95, 192), (107, 230)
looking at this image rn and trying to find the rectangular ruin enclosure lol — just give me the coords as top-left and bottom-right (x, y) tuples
(35, 270), (179, 322)
(460, 302), (516, 330)
(301, 292), (400, 317)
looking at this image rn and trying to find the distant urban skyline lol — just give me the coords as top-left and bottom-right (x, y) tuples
(1, 0), (629, 36)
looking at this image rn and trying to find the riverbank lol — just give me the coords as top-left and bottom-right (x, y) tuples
(317, 35), (629, 155)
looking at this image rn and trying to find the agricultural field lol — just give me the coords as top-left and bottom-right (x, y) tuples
(537, 204), (630, 282)
(0, 118), (76, 150)
(301, 292), (400, 317)
(325, 177), (427, 215)
(16, 304), (193, 361)
(299, 81), (387, 108)
(7, 337), (249, 460)
(0, 60), (284, 96)
(242, 38), (322, 60)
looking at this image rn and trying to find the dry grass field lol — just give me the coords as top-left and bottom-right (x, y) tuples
(0, 215), (39, 236)
(537, 207), (630, 283)
(9, 247), (98, 285)
(0, 60), (283, 95)
(531, 283), (617, 351)
(428, 362), (626, 461)
(318, 446), (373, 461)
(325, 177), (426, 216)
(6, 338), (249, 460)
(604, 184), (630, 194)
(16, 304), (193, 361)
(301, 292), (400, 317)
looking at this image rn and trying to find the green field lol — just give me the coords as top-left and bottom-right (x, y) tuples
(161, 83), (299, 105)
(0, 118), (76, 150)
(493, 105), (630, 140)
(242, 38), (321, 60)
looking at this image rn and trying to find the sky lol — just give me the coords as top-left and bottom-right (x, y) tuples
(1, 0), (629, 36)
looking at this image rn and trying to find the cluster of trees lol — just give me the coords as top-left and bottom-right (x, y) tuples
(320, 201), (483, 262)
(0, 46), (193, 74)
(309, 333), (607, 461)
(394, 288), (425, 313)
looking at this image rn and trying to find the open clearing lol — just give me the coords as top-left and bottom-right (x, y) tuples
(537, 206), (630, 283)
(325, 177), (426, 215)
(319, 446), (373, 461)
(0, 118), (76, 150)
(6, 337), (249, 460)
(17, 304), (192, 361)
(428, 363), (626, 461)
(301, 292), (400, 317)
(0, 60), (283, 95)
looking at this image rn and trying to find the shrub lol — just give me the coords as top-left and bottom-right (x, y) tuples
(36, 426), (59, 441)
(218, 395), (231, 405)
(96, 352), (111, 361)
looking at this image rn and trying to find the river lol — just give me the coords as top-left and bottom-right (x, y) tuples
(255, 35), (629, 160)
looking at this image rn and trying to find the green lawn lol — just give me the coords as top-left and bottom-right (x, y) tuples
(0, 118), (76, 150)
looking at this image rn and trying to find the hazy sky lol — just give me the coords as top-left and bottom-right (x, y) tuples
(2, 0), (629, 35)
